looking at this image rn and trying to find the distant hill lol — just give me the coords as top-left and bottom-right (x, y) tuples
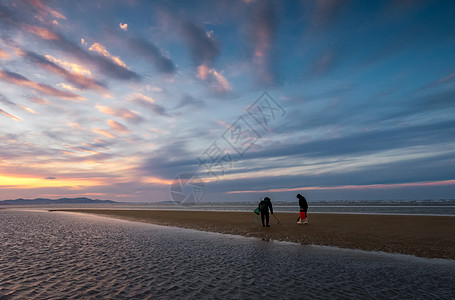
(0, 197), (117, 205)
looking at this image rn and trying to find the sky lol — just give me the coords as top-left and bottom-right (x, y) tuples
(0, 0), (455, 203)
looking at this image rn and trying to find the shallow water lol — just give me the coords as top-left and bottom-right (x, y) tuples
(1, 210), (454, 299)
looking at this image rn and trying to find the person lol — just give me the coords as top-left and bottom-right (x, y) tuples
(258, 197), (273, 227)
(296, 193), (308, 224)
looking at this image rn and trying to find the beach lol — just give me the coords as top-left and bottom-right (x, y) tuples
(55, 209), (455, 260)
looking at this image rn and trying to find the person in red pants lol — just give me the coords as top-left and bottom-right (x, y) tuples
(297, 193), (309, 224)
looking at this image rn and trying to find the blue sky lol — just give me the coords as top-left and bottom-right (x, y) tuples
(0, 0), (454, 203)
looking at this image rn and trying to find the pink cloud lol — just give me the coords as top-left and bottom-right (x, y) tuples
(107, 119), (130, 134)
(20, 50), (109, 95)
(89, 43), (128, 68)
(95, 105), (143, 123)
(248, 0), (278, 85)
(0, 108), (21, 122)
(119, 23), (128, 31)
(23, 25), (59, 40)
(197, 64), (231, 93)
(0, 70), (85, 101)
(92, 129), (116, 139)
(228, 180), (455, 194)
(30, 97), (49, 105)
(19, 105), (36, 114)
(0, 48), (10, 60)
(29, 0), (67, 20)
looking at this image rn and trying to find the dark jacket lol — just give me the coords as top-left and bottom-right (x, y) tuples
(298, 195), (308, 211)
(258, 198), (273, 214)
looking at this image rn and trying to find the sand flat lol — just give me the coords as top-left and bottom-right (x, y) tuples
(54, 209), (455, 259)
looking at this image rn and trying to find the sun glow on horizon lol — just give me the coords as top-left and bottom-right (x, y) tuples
(0, 174), (104, 189)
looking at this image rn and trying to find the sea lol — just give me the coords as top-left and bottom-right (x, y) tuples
(11, 198), (454, 216)
(1, 207), (455, 299)
(134, 199), (455, 216)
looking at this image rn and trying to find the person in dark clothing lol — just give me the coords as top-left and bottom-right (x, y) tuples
(296, 193), (308, 224)
(258, 197), (273, 227)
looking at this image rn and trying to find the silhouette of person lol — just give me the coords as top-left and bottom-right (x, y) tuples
(297, 193), (308, 224)
(258, 197), (273, 227)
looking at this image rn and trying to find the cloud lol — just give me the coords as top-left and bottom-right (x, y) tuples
(21, 50), (108, 93)
(89, 42), (128, 68)
(48, 32), (140, 81)
(84, 139), (113, 150)
(19, 105), (36, 114)
(29, 0), (67, 20)
(0, 70), (85, 101)
(181, 21), (220, 66)
(420, 72), (455, 91)
(57, 83), (79, 91)
(197, 64), (231, 93)
(44, 176), (57, 180)
(130, 93), (168, 116)
(92, 128), (116, 139)
(1, 93), (36, 115)
(0, 93), (16, 107)
(0, 3), (139, 81)
(0, 2), (61, 35)
(227, 179), (455, 195)
(0, 3), (22, 33)
(306, 47), (343, 78)
(377, 88), (455, 123)
(67, 121), (84, 130)
(23, 25), (59, 40)
(119, 23), (128, 31)
(107, 119), (130, 134)
(248, 0), (279, 85)
(45, 55), (92, 77)
(141, 140), (200, 179)
(0, 108), (21, 122)
(175, 94), (206, 109)
(0, 48), (10, 60)
(95, 104), (144, 123)
(128, 37), (176, 75)
(148, 86), (163, 92)
(30, 97), (49, 105)
(220, 148), (455, 198)
(248, 119), (455, 164)
(196, 141), (455, 201)
(418, 88), (455, 110)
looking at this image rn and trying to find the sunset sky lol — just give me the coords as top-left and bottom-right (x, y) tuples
(1, 0), (454, 203)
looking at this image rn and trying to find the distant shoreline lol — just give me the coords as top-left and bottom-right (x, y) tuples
(0, 197), (115, 205)
(51, 209), (455, 260)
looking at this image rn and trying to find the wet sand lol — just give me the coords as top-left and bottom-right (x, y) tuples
(54, 209), (455, 259)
